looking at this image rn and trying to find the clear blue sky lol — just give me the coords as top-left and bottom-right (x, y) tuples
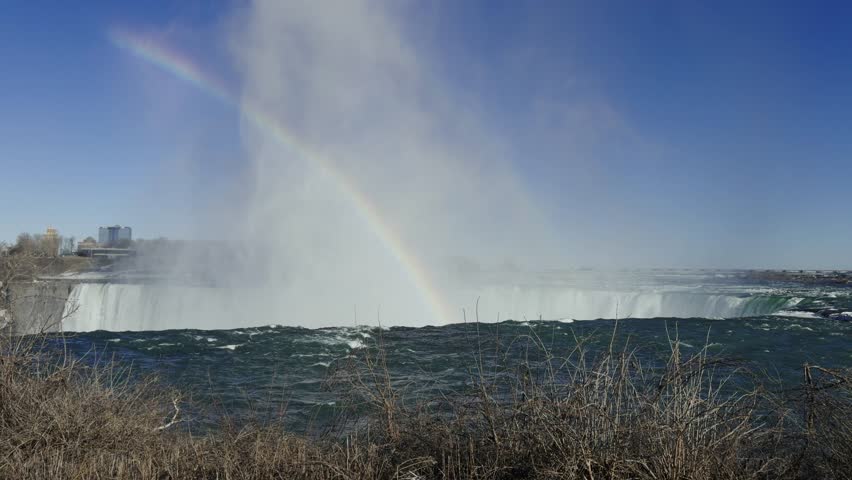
(1, 1), (850, 268)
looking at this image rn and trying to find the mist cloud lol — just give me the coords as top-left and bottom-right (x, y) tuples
(216, 0), (562, 325)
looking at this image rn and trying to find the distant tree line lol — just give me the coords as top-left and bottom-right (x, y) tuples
(7, 233), (60, 257)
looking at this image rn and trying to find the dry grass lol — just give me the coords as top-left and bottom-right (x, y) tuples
(795, 364), (852, 479)
(328, 323), (793, 480)
(1, 322), (850, 479)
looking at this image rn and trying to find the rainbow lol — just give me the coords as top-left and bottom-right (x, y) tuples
(108, 27), (455, 324)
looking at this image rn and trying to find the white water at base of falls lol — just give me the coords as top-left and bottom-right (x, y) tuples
(60, 283), (798, 332)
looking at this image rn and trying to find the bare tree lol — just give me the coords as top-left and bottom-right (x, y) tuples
(12, 233), (36, 255)
(1, 244), (79, 336)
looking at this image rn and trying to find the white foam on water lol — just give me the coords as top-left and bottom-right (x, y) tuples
(784, 324), (814, 331)
(776, 310), (822, 319)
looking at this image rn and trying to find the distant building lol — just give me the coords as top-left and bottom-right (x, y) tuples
(44, 227), (59, 242)
(98, 225), (132, 247)
(77, 236), (135, 258)
(44, 226), (61, 256)
(78, 237), (98, 251)
(61, 236), (76, 256)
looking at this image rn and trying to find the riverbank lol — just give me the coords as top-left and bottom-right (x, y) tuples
(2, 329), (850, 479)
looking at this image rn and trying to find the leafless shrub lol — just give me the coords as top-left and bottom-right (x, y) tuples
(326, 320), (801, 480)
(794, 365), (852, 479)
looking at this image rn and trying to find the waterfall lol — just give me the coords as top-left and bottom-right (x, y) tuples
(467, 285), (795, 322)
(60, 282), (797, 332)
(62, 283), (256, 332)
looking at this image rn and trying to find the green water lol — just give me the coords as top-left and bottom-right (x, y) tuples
(54, 313), (851, 432)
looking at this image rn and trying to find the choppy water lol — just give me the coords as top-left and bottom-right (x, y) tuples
(54, 313), (852, 432)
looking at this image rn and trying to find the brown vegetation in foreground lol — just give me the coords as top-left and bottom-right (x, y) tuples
(0, 327), (850, 480)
